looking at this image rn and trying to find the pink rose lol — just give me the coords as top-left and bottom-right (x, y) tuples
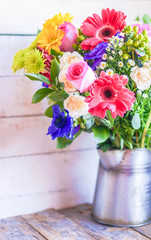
(131, 23), (151, 37)
(66, 61), (96, 93)
(58, 22), (78, 52)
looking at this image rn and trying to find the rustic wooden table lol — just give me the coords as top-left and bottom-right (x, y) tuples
(0, 204), (150, 240)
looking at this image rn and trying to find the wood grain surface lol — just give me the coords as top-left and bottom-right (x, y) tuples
(60, 205), (151, 240)
(0, 204), (150, 240)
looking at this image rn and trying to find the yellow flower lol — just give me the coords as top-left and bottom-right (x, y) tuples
(24, 49), (46, 74)
(37, 13), (73, 54)
(12, 48), (29, 73)
(29, 33), (40, 49)
(37, 27), (64, 54)
(43, 13), (73, 30)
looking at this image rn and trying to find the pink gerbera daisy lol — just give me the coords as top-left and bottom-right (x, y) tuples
(85, 71), (135, 119)
(80, 8), (127, 50)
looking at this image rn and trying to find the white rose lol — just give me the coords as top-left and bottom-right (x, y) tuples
(64, 95), (89, 119)
(130, 63), (151, 90)
(59, 68), (77, 93)
(60, 52), (83, 70)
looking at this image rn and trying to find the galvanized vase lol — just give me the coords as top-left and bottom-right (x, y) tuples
(92, 149), (151, 227)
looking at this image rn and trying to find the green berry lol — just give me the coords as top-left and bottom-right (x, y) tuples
(144, 36), (149, 43)
(78, 45), (82, 51)
(133, 40), (140, 47)
(127, 26), (132, 32)
(78, 35), (85, 42)
(123, 53), (129, 59)
(131, 33), (138, 40)
(138, 34), (144, 41)
(126, 39), (133, 46)
(133, 26), (139, 33)
(142, 29), (147, 36)
(142, 55), (149, 61)
(139, 42), (146, 49)
(72, 44), (78, 50)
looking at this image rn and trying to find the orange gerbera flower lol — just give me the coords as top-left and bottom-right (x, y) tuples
(37, 27), (64, 54)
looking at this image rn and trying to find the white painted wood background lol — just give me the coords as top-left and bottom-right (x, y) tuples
(0, 0), (151, 218)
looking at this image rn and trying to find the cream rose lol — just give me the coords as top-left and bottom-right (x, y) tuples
(64, 95), (89, 119)
(59, 68), (77, 93)
(60, 52), (84, 70)
(130, 63), (151, 90)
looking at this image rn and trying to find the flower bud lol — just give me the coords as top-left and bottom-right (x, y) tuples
(133, 40), (140, 47)
(78, 45), (82, 51)
(123, 53), (129, 59)
(144, 36), (149, 43)
(138, 34), (144, 41)
(78, 35), (85, 42)
(72, 44), (78, 50)
(126, 39), (133, 46)
(142, 29), (148, 36)
(142, 55), (149, 61)
(133, 26), (139, 33)
(131, 33), (138, 40)
(127, 26), (132, 32)
(139, 42), (146, 49)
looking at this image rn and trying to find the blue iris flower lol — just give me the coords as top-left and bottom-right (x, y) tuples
(84, 42), (108, 70)
(47, 105), (80, 140)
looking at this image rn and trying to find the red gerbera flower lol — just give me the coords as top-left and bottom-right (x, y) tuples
(85, 71), (135, 119)
(80, 8), (127, 50)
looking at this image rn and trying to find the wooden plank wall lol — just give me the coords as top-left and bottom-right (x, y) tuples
(0, 0), (151, 218)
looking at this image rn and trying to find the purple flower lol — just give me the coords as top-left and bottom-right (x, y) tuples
(47, 105), (80, 140)
(115, 32), (124, 39)
(84, 42), (108, 70)
(42, 82), (49, 88)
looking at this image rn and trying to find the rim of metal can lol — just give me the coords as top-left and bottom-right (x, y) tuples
(97, 148), (151, 172)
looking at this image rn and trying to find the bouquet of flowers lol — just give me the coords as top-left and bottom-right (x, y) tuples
(12, 9), (151, 151)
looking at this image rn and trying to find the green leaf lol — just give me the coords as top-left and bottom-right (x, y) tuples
(142, 14), (151, 24)
(50, 59), (60, 84)
(48, 89), (68, 102)
(132, 113), (141, 129)
(51, 49), (62, 56)
(135, 16), (140, 22)
(57, 137), (73, 149)
(32, 88), (54, 103)
(125, 141), (133, 149)
(83, 114), (95, 129)
(25, 73), (51, 85)
(37, 29), (41, 34)
(120, 138), (124, 150)
(92, 126), (110, 144)
(45, 102), (64, 118)
(97, 142), (110, 152)
(57, 129), (82, 149)
(44, 104), (56, 118)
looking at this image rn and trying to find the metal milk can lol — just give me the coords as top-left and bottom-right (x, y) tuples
(92, 149), (151, 227)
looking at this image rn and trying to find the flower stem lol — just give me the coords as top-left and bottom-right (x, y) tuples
(141, 109), (151, 148)
(136, 130), (139, 146)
